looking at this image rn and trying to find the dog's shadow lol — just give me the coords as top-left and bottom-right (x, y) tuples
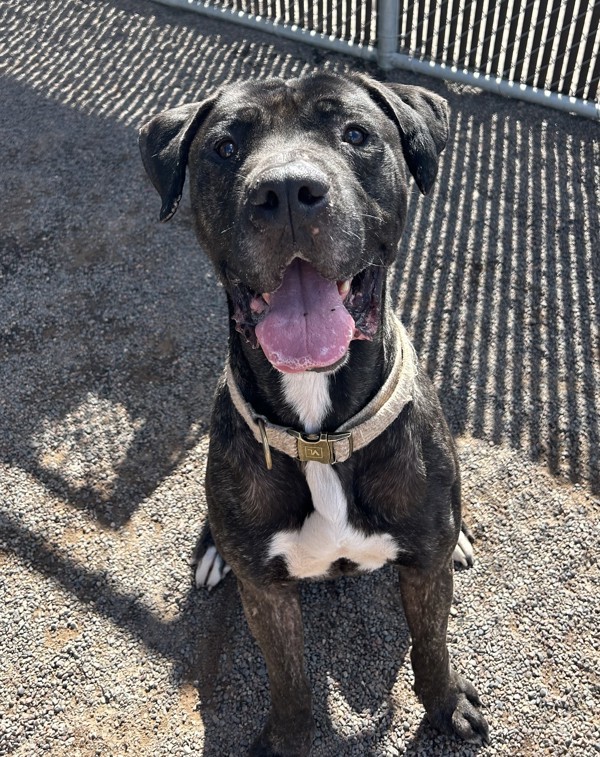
(190, 565), (485, 756)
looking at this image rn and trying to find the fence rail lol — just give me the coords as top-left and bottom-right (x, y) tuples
(151, 0), (600, 119)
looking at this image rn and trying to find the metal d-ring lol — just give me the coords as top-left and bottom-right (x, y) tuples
(257, 418), (273, 470)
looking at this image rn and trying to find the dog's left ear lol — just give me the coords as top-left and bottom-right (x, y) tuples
(139, 96), (217, 222)
(358, 76), (449, 195)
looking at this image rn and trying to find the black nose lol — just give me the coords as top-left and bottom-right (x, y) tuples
(248, 161), (329, 226)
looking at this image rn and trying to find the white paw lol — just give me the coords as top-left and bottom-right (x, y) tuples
(453, 529), (474, 568)
(195, 545), (231, 590)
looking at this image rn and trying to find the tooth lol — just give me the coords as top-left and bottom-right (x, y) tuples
(337, 280), (351, 298)
(262, 293), (271, 304)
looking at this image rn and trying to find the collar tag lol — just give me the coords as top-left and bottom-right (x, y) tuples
(287, 429), (353, 465)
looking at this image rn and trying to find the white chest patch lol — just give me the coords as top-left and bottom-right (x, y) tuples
(268, 373), (398, 579)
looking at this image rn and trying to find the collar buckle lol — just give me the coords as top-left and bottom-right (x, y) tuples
(287, 429), (353, 464)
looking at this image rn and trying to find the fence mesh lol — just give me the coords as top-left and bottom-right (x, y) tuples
(167, 0), (599, 106)
(397, 0), (600, 101)
(208, 0), (377, 47)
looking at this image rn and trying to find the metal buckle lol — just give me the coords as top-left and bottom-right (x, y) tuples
(287, 430), (352, 464)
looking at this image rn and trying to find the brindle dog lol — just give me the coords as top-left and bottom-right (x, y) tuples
(139, 72), (489, 755)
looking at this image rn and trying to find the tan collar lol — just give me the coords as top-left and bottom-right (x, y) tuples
(226, 319), (417, 469)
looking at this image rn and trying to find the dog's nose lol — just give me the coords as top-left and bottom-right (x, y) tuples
(248, 161), (329, 226)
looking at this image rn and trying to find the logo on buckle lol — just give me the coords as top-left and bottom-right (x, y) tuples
(287, 430), (352, 464)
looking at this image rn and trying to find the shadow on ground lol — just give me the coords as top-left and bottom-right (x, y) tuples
(389, 94), (599, 494)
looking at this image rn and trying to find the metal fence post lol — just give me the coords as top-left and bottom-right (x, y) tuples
(377, 0), (400, 70)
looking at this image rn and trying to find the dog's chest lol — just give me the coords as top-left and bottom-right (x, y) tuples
(267, 373), (398, 579)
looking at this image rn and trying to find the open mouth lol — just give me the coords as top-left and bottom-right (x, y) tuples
(231, 259), (384, 373)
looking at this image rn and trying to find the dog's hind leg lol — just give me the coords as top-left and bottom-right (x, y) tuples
(193, 523), (231, 590)
(452, 520), (475, 568)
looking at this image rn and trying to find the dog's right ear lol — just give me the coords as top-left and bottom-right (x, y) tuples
(139, 97), (216, 222)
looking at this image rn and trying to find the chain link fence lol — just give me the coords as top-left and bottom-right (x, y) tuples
(395, 0), (599, 103)
(208, 0), (377, 46)
(151, 0), (600, 118)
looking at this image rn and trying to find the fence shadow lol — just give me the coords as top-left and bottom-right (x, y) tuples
(389, 85), (600, 494)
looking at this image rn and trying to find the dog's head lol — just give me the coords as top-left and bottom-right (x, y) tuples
(139, 73), (448, 373)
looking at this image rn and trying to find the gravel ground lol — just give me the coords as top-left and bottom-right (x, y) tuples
(0, 1), (599, 755)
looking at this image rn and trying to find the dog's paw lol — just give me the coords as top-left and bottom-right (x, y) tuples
(249, 712), (314, 756)
(452, 528), (474, 568)
(194, 545), (231, 590)
(428, 673), (489, 745)
(448, 677), (489, 744)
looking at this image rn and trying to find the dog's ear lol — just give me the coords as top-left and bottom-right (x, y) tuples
(358, 76), (449, 195)
(139, 97), (217, 222)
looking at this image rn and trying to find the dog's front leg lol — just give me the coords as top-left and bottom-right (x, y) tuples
(238, 579), (315, 757)
(399, 561), (489, 744)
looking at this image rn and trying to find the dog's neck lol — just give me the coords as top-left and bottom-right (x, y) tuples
(228, 299), (397, 434)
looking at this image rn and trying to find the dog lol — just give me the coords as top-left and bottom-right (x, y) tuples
(139, 72), (489, 755)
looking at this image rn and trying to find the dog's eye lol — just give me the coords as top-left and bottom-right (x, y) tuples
(343, 126), (367, 146)
(216, 139), (237, 159)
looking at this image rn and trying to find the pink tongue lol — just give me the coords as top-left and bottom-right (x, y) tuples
(255, 259), (355, 373)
